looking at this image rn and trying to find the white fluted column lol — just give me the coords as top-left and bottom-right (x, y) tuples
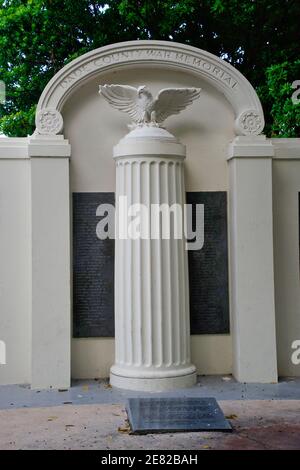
(110, 127), (196, 391)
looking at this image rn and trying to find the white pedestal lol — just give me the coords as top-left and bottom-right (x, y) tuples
(110, 127), (196, 391)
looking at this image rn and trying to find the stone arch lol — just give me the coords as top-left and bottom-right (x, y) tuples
(35, 40), (264, 137)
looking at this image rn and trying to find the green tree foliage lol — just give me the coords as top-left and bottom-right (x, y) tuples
(0, 0), (299, 136)
(265, 61), (300, 137)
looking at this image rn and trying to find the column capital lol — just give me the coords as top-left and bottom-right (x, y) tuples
(0, 134), (71, 159)
(227, 135), (274, 160)
(28, 134), (71, 158)
(113, 126), (185, 159)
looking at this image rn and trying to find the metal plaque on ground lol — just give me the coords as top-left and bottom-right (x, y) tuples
(126, 397), (232, 434)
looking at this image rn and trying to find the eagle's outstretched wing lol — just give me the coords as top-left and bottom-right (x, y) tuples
(99, 84), (144, 122)
(152, 88), (201, 123)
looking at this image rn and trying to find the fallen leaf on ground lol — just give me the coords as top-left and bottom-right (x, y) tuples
(225, 414), (238, 420)
(47, 416), (58, 421)
(118, 420), (131, 434)
(65, 425), (75, 430)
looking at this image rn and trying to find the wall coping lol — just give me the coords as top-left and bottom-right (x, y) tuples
(228, 136), (300, 160)
(1, 135), (299, 160)
(0, 135), (70, 158)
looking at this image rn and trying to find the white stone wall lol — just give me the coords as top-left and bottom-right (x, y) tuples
(0, 156), (31, 385)
(272, 140), (300, 376)
(0, 137), (71, 388)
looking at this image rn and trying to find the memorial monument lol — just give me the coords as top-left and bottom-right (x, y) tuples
(99, 84), (200, 390)
(2, 40), (300, 390)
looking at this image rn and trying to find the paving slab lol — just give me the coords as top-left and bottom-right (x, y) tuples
(0, 400), (299, 450)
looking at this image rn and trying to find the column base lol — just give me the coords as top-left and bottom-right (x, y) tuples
(110, 370), (197, 392)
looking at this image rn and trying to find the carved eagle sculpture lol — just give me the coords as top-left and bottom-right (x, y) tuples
(99, 84), (201, 127)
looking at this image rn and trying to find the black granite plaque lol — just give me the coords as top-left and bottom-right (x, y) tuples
(73, 192), (115, 337)
(126, 397), (232, 434)
(72, 191), (229, 337)
(187, 192), (229, 334)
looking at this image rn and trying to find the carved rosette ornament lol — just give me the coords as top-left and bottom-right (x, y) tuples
(35, 108), (63, 135)
(235, 109), (264, 136)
